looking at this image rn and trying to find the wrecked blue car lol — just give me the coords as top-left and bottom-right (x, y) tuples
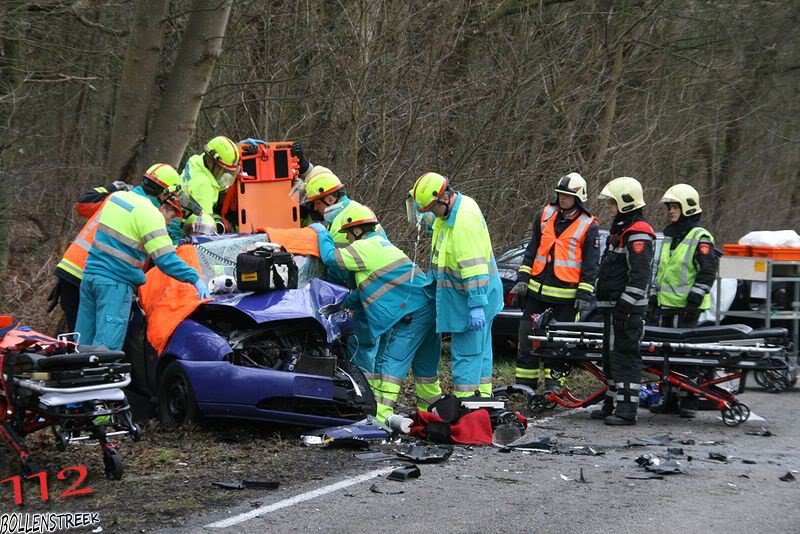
(123, 234), (375, 428)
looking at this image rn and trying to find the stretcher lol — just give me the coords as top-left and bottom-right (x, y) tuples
(496, 320), (791, 427)
(0, 318), (141, 478)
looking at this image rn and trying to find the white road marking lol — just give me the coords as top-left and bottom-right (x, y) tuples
(205, 465), (398, 529)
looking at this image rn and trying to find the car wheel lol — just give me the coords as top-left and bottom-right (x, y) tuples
(158, 361), (200, 426)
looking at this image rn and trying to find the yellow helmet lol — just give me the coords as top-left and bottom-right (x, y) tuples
(411, 172), (448, 212)
(304, 166), (343, 202)
(144, 163), (182, 189)
(338, 203), (378, 232)
(660, 183), (701, 216)
(204, 136), (241, 172)
(555, 172), (588, 203)
(598, 176), (646, 213)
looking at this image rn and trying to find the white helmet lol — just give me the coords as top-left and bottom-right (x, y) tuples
(660, 183), (701, 216)
(555, 172), (588, 203)
(598, 177), (646, 213)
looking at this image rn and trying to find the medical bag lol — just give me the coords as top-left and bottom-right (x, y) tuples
(236, 245), (298, 292)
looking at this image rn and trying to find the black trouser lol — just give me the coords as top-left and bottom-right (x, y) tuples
(656, 307), (699, 329)
(57, 277), (81, 333)
(606, 310), (644, 407)
(516, 296), (577, 385)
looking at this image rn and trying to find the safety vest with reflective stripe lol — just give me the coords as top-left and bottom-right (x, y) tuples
(57, 203), (106, 282)
(429, 193), (504, 333)
(84, 191), (199, 287)
(331, 233), (431, 339)
(528, 206), (595, 298)
(656, 226), (713, 310)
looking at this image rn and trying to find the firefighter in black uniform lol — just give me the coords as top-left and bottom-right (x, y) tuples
(511, 173), (600, 391)
(591, 177), (655, 426)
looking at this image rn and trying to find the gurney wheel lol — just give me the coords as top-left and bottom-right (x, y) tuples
(103, 448), (123, 481)
(754, 359), (790, 393)
(528, 394), (556, 414)
(720, 402), (749, 427)
(130, 423), (143, 442)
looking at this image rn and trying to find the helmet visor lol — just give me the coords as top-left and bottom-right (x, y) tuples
(289, 177), (308, 204)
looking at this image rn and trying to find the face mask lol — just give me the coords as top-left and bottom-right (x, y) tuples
(323, 202), (344, 223)
(217, 172), (235, 190)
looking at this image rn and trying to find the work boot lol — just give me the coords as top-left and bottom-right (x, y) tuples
(679, 395), (699, 419)
(590, 398), (614, 420)
(605, 402), (638, 426)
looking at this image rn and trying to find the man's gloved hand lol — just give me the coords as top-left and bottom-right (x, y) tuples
(468, 306), (486, 331)
(680, 306), (701, 324)
(194, 279), (210, 299)
(510, 281), (528, 309)
(308, 222), (327, 234)
(574, 293), (591, 313)
(111, 181), (133, 192)
(291, 142), (310, 174)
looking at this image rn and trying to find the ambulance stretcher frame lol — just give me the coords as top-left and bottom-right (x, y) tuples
(499, 322), (791, 427)
(0, 324), (141, 478)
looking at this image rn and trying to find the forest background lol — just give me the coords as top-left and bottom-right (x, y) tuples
(1, 0), (799, 331)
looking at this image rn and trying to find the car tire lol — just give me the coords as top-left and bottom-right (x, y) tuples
(158, 361), (200, 427)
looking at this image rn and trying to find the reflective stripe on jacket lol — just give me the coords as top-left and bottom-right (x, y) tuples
(527, 205), (596, 298)
(657, 226), (714, 310)
(57, 186), (157, 283)
(428, 193), (503, 333)
(84, 191), (199, 287)
(57, 205), (104, 281)
(318, 231), (431, 339)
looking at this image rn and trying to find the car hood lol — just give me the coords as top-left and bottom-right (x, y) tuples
(202, 279), (351, 342)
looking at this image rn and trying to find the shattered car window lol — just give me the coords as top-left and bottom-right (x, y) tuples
(192, 233), (325, 286)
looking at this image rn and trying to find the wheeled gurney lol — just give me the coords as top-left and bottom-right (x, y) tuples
(497, 321), (791, 426)
(0, 318), (141, 478)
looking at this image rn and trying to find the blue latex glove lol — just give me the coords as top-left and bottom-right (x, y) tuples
(468, 306), (486, 331)
(194, 279), (210, 299)
(239, 137), (266, 147)
(309, 222), (327, 234)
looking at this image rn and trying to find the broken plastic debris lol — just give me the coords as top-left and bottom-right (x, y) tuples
(370, 483), (404, 495)
(742, 459), (757, 465)
(779, 472), (796, 482)
(570, 446), (604, 456)
(504, 433), (554, 451)
(578, 468), (589, 483)
(396, 444), (453, 464)
(708, 451), (729, 462)
(625, 473), (664, 480)
(627, 433), (671, 447)
(559, 474), (573, 481)
(745, 427), (773, 437)
(387, 464), (421, 482)
(210, 481), (279, 491)
(301, 418), (389, 449)
(635, 454), (686, 475)
(354, 451), (396, 462)
(680, 439), (696, 445)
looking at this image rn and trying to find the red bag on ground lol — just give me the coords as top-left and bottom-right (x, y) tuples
(410, 409), (494, 446)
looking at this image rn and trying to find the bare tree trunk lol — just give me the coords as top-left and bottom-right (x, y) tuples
(0, 0), (23, 273)
(143, 0), (233, 169)
(107, 0), (169, 181)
